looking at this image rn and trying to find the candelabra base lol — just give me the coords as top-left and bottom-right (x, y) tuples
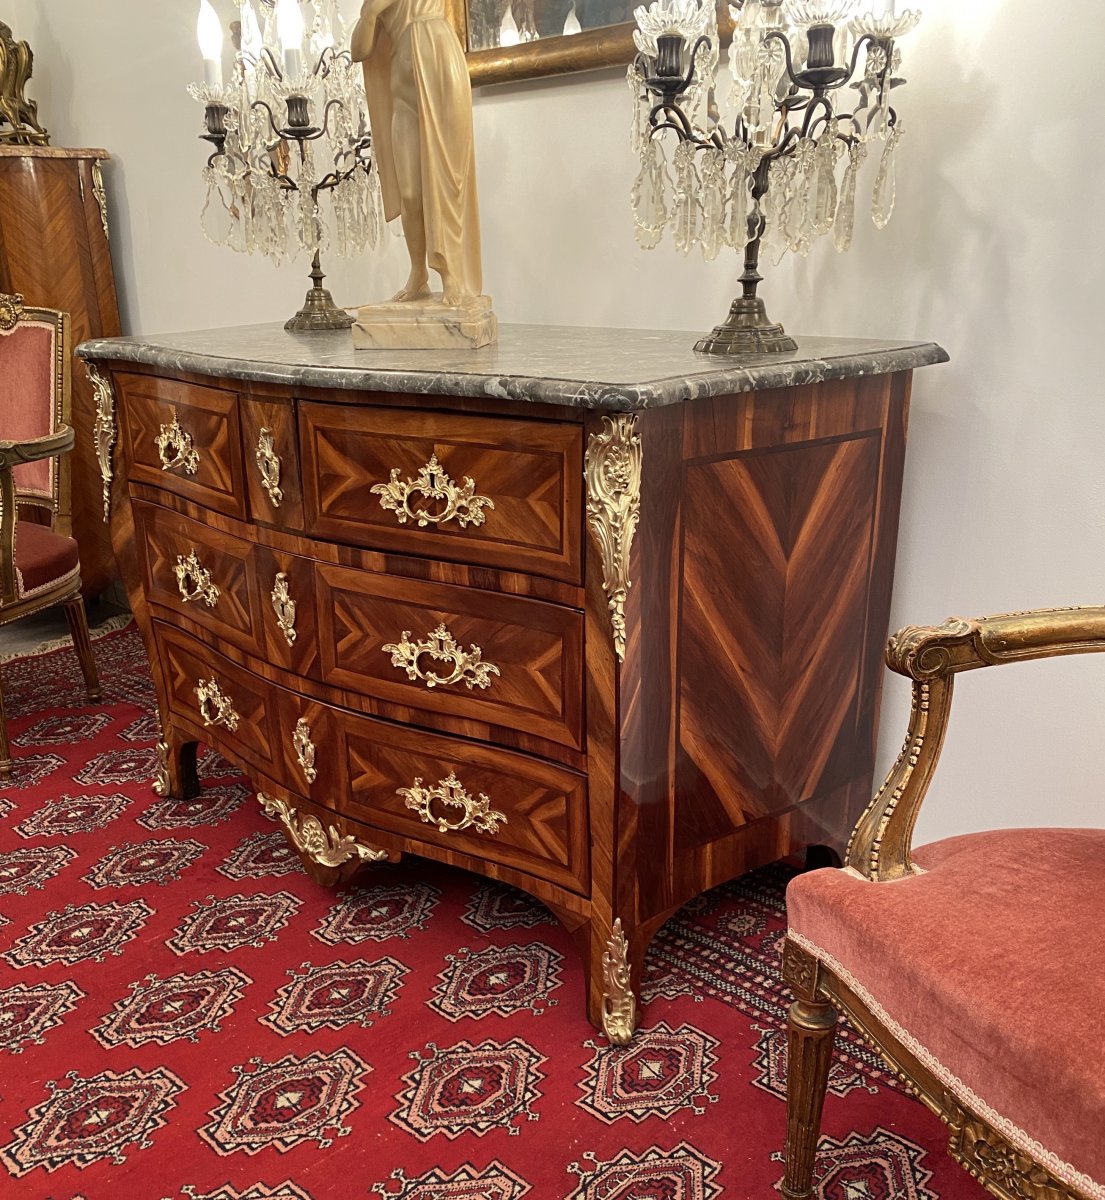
(694, 296), (798, 357)
(284, 252), (355, 333)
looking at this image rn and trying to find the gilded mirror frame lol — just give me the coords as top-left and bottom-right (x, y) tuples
(445, 0), (640, 86)
(447, 1), (733, 88)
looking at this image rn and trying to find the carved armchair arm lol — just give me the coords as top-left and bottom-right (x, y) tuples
(0, 426), (75, 602)
(0, 425), (74, 471)
(845, 606), (1105, 882)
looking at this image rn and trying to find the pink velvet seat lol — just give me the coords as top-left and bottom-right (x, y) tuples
(788, 828), (1105, 1195)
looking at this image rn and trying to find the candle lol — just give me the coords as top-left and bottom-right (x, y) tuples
(276, 0), (305, 81)
(197, 0), (224, 89)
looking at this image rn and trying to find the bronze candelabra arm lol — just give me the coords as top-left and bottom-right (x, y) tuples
(311, 132), (373, 198)
(235, 45), (285, 82)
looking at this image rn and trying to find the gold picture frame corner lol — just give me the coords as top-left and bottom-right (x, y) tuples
(449, 0), (641, 88)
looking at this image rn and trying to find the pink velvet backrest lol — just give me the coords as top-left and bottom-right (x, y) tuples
(0, 307), (62, 503)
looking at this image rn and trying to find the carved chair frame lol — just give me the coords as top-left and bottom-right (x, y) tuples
(0, 293), (99, 781)
(0, 291), (70, 533)
(781, 606), (1105, 1200)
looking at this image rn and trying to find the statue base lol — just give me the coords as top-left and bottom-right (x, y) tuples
(352, 294), (498, 350)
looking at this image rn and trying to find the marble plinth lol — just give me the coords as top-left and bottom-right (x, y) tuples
(352, 294), (497, 350)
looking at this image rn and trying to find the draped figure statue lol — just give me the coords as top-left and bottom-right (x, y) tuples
(351, 0), (496, 348)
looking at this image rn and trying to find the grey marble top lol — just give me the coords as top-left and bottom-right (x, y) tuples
(78, 322), (947, 411)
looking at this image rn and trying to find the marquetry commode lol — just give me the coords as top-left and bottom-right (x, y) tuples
(77, 323), (945, 1042)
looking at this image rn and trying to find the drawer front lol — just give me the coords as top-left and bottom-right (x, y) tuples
(299, 404), (583, 583)
(118, 373), (246, 518)
(240, 397), (304, 533)
(315, 562), (584, 749)
(156, 623), (276, 775)
(135, 501), (259, 653)
(333, 700), (589, 894)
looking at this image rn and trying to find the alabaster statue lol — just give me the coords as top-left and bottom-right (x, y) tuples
(351, 0), (496, 349)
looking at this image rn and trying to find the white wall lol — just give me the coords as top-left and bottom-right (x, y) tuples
(10, 0), (1104, 841)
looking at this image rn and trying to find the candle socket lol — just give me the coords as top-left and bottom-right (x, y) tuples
(805, 23), (837, 70)
(201, 103), (229, 157)
(655, 33), (686, 78)
(285, 94), (311, 130)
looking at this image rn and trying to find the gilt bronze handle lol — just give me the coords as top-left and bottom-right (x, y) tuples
(397, 771), (507, 836)
(383, 623), (500, 691)
(173, 550), (220, 608)
(370, 454), (494, 530)
(156, 408), (199, 474)
(194, 677), (239, 731)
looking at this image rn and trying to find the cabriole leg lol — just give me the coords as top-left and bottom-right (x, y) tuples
(154, 727), (200, 802)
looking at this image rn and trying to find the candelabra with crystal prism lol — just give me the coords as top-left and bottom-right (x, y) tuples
(629, 0), (921, 355)
(190, 0), (383, 331)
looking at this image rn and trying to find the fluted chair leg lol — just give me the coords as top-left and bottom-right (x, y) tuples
(62, 595), (101, 701)
(0, 668), (10, 783)
(782, 996), (838, 1199)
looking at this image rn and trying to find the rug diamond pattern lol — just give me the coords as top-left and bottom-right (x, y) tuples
(0, 624), (988, 1198)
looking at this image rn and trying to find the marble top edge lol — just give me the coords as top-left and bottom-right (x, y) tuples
(78, 322), (947, 411)
(0, 146), (110, 159)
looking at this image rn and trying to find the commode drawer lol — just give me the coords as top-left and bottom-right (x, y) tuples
(153, 623), (590, 896)
(293, 693), (590, 896)
(311, 560), (583, 749)
(117, 373), (246, 519)
(156, 623), (277, 779)
(135, 501), (261, 654)
(298, 403), (584, 583)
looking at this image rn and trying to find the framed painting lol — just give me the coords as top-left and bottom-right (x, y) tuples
(445, 0), (641, 86)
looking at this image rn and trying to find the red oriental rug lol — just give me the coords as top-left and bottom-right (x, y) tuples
(0, 623), (987, 1200)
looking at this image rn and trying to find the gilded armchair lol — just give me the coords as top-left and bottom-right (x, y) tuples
(0, 292), (101, 781)
(781, 607), (1105, 1200)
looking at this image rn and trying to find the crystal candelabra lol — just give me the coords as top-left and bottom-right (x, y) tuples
(629, 0), (921, 355)
(189, 0), (382, 331)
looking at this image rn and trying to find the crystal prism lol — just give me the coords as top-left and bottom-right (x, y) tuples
(811, 132), (840, 238)
(631, 138), (670, 250)
(671, 141), (700, 256)
(726, 143), (752, 249)
(699, 148), (726, 262)
(834, 139), (865, 252)
(872, 123), (901, 230)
